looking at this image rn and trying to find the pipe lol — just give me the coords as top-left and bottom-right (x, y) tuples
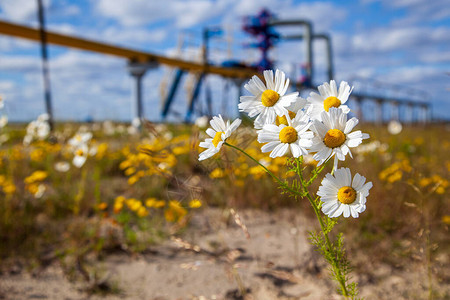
(269, 19), (313, 84)
(281, 33), (333, 82)
(0, 20), (260, 80)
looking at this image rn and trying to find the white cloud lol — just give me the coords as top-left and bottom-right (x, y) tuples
(95, 0), (295, 29)
(0, 36), (37, 52)
(419, 51), (450, 64)
(47, 23), (79, 35)
(0, 80), (15, 91)
(361, 0), (450, 26)
(95, 0), (218, 28)
(0, 54), (41, 72)
(381, 65), (448, 84)
(50, 3), (80, 17)
(45, 22), (167, 49)
(49, 50), (123, 71)
(100, 27), (168, 45)
(95, 0), (169, 27)
(0, 0), (44, 23)
(277, 2), (348, 32)
(352, 26), (450, 52)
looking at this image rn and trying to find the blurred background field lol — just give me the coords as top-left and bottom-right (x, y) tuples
(0, 120), (448, 298)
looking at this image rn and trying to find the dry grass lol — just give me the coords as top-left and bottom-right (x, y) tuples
(0, 121), (448, 296)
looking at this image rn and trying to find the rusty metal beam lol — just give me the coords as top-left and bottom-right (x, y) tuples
(0, 20), (260, 79)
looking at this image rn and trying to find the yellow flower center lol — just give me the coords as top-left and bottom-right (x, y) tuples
(212, 131), (224, 147)
(324, 129), (346, 148)
(261, 89), (280, 107)
(75, 149), (84, 156)
(337, 186), (357, 204)
(323, 96), (341, 111)
(279, 126), (298, 144)
(276, 111), (297, 126)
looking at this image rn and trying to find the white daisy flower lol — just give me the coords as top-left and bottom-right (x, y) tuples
(23, 114), (50, 145)
(194, 115), (209, 128)
(68, 132), (93, 148)
(317, 167), (373, 218)
(257, 110), (313, 158)
(198, 115), (241, 161)
(54, 161), (70, 172)
(34, 184), (46, 199)
(387, 120), (402, 135)
(36, 121), (50, 140)
(308, 80), (352, 121)
(37, 113), (49, 122)
(273, 96), (309, 127)
(73, 144), (89, 168)
(0, 133), (9, 145)
(239, 69), (298, 128)
(0, 115), (8, 128)
(310, 107), (369, 170)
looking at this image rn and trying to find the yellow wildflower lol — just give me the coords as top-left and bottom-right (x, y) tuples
(30, 149), (45, 162)
(24, 170), (48, 184)
(113, 201), (123, 214)
(95, 143), (108, 160)
(124, 167), (136, 176)
(164, 200), (187, 223)
(172, 146), (190, 156)
(209, 168), (225, 179)
(26, 183), (39, 195)
(3, 181), (16, 194)
(119, 160), (132, 170)
(137, 206), (149, 217)
(387, 170), (402, 183)
(189, 199), (202, 208)
(419, 178), (432, 187)
(442, 215), (450, 225)
(145, 198), (165, 208)
(436, 186), (445, 195)
(126, 198), (142, 211)
(249, 166), (265, 179)
(97, 202), (108, 210)
(128, 174), (140, 185)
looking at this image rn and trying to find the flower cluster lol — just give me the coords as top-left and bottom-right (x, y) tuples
(23, 113), (50, 145)
(24, 170), (48, 198)
(68, 131), (94, 168)
(199, 69), (373, 218)
(112, 196), (201, 223)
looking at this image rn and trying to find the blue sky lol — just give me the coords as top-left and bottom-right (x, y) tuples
(0, 0), (449, 122)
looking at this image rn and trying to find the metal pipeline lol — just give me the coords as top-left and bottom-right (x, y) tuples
(268, 19), (314, 83)
(281, 33), (334, 82)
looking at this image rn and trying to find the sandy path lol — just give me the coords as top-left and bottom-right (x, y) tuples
(0, 208), (447, 299)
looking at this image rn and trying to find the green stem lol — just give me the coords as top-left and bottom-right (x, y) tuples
(93, 165), (101, 204)
(297, 159), (349, 297)
(224, 142), (350, 297)
(224, 142), (299, 196)
(74, 168), (87, 215)
(305, 190), (349, 297)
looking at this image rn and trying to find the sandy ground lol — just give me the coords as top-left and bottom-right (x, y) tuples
(0, 208), (448, 300)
